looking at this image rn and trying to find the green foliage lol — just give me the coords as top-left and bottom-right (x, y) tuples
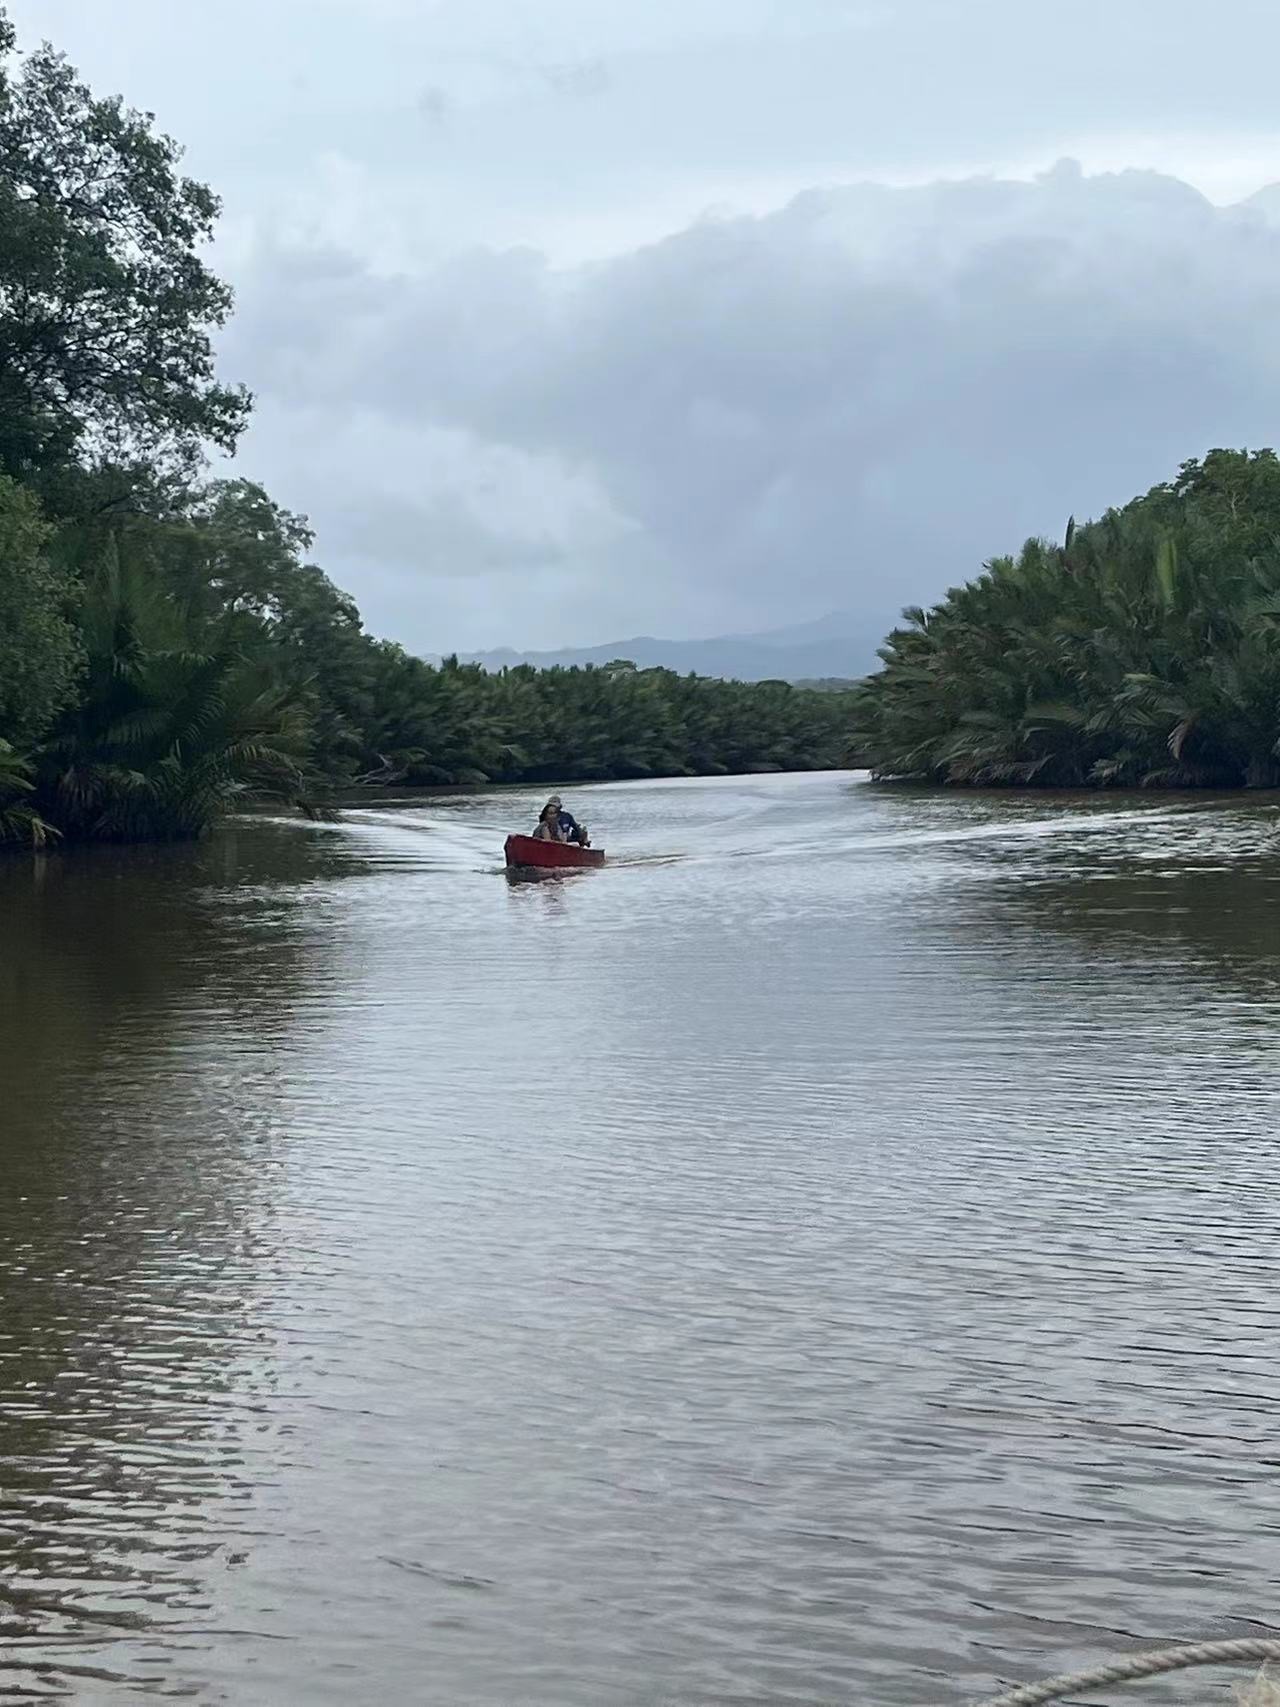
(344, 650), (853, 789)
(0, 464), (853, 845)
(0, 740), (53, 847)
(855, 449), (1280, 788)
(0, 472), (81, 751)
(0, 14), (248, 480)
(32, 540), (311, 842)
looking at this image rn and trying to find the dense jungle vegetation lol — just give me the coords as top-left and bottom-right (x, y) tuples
(853, 448), (1280, 789)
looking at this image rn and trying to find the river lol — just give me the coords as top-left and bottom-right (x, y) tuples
(2, 771), (1280, 1704)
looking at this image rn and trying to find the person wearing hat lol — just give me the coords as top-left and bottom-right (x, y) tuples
(532, 794), (589, 846)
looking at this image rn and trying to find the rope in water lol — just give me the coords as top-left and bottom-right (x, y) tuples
(976, 1639), (1280, 1706)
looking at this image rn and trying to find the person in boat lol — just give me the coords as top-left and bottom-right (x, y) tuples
(543, 795), (590, 847)
(531, 801), (566, 842)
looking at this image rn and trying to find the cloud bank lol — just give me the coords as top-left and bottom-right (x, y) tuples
(222, 162), (1280, 651)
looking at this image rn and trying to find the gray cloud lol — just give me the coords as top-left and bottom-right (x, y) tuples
(17, 0), (1280, 649)
(415, 86), (452, 127)
(540, 59), (611, 101)
(221, 163), (1280, 650)
(20, 0), (1280, 271)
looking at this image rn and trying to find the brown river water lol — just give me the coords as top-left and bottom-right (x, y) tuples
(3, 772), (1280, 1704)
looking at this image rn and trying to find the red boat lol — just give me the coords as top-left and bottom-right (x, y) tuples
(504, 833), (605, 871)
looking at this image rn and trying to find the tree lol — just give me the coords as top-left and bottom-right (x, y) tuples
(33, 540), (311, 842)
(161, 480), (317, 624)
(0, 471), (80, 751)
(0, 10), (249, 481)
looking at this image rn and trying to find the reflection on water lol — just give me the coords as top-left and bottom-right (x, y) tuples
(3, 776), (1280, 1703)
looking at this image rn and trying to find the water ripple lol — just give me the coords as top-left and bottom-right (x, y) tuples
(2, 776), (1280, 1702)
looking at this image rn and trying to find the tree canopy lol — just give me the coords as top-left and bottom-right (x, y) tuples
(0, 15), (248, 481)
(854, 449), (1280, 789)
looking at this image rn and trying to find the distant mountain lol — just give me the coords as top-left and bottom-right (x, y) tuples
(449, 612), (882, 683)
(1240, 183), (1280, 221)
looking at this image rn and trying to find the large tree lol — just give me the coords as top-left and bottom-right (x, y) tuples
(0, 10), (249, 481)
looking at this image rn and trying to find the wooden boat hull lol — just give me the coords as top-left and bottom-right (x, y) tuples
(504, 834), (605, 871)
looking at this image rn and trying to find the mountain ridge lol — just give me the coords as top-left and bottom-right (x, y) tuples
(442, 612), (882, 683)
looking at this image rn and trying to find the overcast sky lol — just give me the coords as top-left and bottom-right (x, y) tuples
(13, 0), (1280, 650)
